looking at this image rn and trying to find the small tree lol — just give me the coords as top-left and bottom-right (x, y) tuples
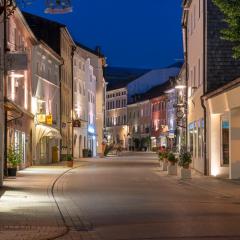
(213, 0), (240, 59)
(7, 145), (22, 168)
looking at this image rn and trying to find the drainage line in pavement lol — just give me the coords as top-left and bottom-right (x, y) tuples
(49, 164), (85, 240)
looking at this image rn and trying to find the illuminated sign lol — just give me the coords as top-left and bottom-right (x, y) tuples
(88, 126), (95, 134)
(37, 114), (46, 123)
(46, 115), (53, 125)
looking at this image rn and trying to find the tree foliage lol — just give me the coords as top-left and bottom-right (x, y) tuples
(213, 0), (240, 59)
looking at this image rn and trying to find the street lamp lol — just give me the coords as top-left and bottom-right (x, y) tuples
(45, 0), (72, 14)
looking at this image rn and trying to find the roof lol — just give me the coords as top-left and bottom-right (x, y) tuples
(75, 42), (104, 58)
(204, 77), (240, 100)
(22, 11), (66, 54)
(130, 80), (171, 104)
(105, 66), (150, 91)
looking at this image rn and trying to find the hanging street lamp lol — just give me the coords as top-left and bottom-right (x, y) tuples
(45, 0), (72, 14)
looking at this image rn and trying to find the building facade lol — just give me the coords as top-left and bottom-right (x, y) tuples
(151, 95), (167, 150)
(86, 59), (97, 156)
(106, 87), (128, 148)
(75, 44), (106, 157)
(5, 9), (37, 168)
(73, 46), (88, 158)
(23, 13), (76, 159)
(31, 41), (62, 164)
(182, 0), (240, 174)
(205, 79), (240, 179)
(0, 4), (4, 184)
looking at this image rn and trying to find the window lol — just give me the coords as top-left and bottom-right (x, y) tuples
(193, 5), (196, 29)
(221, 118), (229, 165)
(194, 66), (196, 88)
(199, 0), (201, 19)
(198, 58), (201, 86)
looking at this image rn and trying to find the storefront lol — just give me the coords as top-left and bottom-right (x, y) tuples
(5, 100), (33, 168)
(88, 125), (97, 157)
(205, 79), (240, 179)
(34, 124), (61, 164)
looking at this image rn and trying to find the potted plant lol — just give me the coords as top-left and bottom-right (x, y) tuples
(66, 154), (73, 168)
(158, 151), (164, 170)
(7, 146), (22, 177)
(162, 150), (169, 171)
(178, 151), (192, 179)
(167, 152), (178, 175)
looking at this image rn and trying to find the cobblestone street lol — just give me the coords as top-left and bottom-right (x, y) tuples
(2, 153), (240, 240)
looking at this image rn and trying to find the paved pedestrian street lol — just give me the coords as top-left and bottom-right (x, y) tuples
(1, 153), (240, 240)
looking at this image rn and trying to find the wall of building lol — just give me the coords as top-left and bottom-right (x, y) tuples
(73, 47), (88, 158)
(75, 46), (105, 156)
(106, 88), (128, 147)
(207, 83), (240, 179)
(185, 0), (205, 174)
(206, 0), (240, 92)
(0, 9), (4, 185)
(86, 60), (97, 156)
(60, 29), (74, 157)
(151, 96), (167, 148)
(31, 43), (61, 164)
(5, 10), (37, 168)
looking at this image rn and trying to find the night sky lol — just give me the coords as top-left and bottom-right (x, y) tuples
(20, 0), (183, 69)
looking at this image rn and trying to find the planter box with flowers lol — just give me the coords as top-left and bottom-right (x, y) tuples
(158, 149), (169, 171)
(178, 151), (192, 179)
(66, 154), (73, 168)
(167, 152), (178, 175)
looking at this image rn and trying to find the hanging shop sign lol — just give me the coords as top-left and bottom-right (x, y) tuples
(46, 114), (53, 125)
(5, 52), (28, 71)
(73, 120), (81, 128)
(37, 114), (46, 124)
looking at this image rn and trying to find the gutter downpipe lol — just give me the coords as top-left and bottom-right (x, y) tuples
(200, 0), (208, 176)
(71, 46), (76, 158)
(3, 0), (8, 177)
(59, 59), (64, 160)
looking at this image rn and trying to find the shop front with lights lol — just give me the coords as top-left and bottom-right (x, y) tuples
(5, 99), (33, 168)
(88, 125), (97, 157)
(205, 79), (240, 179)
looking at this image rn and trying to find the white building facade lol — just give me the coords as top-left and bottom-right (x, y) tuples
(86, 59), (97, 157)
(75, 44), (106, 157)
(106, 87), (128, 147)
(31, 41), (62, 164)
(73, 46), (88, 158)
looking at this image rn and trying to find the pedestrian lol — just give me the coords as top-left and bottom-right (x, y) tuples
(101, 136), (107, 158)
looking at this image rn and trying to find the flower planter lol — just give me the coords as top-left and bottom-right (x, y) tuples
(180, 167), (191, 179)
(8, 167), (17, 177)
(67, 161), (74, 168)
(167, 164), (177, 175)
(163, 159), (168, 171)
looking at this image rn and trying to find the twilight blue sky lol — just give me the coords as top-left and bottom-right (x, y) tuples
(21, 0), (183, 69)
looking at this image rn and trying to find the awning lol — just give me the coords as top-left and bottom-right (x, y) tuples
(4, 98), (23, 122)
(4, 98), (34, 122)
(36, 124), (62, 143)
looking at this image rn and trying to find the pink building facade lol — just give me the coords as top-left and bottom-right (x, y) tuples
(5, 9), (37, 168)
